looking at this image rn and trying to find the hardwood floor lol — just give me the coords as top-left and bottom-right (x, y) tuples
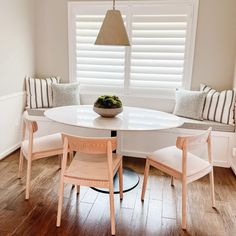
(0, 150), (236, 236)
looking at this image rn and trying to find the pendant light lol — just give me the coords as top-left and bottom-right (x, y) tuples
(95, 0), (130, 46)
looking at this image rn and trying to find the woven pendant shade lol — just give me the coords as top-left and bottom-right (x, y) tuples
(95, 9), (130, 46)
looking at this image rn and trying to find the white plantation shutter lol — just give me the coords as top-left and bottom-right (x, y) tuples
(129, 5), (191, 96)
(69, 2), (198, 97)
(75, 14), (126, 93)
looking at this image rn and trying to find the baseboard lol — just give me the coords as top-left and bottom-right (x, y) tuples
(231, 164), (236, 176)
(122, 150), (149, 158)
(213, 161), (230, 168)
(122, 150), (230, 168)
(0, 143), (20, 160)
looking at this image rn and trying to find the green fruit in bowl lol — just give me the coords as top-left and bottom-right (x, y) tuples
(94, 95), (122, 109)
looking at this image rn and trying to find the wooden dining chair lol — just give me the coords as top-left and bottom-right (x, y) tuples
(141, 128), (215, 230)
(18, 117), (64, 200)
(57, 134), (123, 235)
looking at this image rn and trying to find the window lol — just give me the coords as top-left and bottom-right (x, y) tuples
(68, 1), (199, 97)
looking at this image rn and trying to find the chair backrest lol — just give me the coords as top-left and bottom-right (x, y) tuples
(22, 117), (38, 140)
(20, 117), (39, 157)
(26, 119), (38, 133)
(176, 127), (212, 151)
(61, 133), (117, 155)
(175, 128), (212, 177)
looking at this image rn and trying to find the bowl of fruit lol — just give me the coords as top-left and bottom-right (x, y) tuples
(93, 95), (123, 118)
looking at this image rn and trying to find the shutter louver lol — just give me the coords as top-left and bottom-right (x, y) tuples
(75, 15), (126, 93)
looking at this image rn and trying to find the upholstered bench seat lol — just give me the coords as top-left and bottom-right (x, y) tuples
(179, 117), (235, 132)
(26, 108), (47, 117)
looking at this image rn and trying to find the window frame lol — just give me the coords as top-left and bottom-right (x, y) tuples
(68, 0), (199, 98)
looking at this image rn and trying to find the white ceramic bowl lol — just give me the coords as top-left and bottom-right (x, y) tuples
(93, 106), (123, 118)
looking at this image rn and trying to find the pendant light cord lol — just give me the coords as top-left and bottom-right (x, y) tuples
(113, 0), (115, 10)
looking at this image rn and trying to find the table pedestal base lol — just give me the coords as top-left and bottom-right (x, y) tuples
(91, 168), (140, 194)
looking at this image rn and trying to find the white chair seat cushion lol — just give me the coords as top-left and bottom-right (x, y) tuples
(22, 133), (63, 156)
(149, 146), (211, 177)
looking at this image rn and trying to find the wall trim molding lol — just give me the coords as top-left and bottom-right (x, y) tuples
(0, 91), (26, 102)
(231, 164), (236, 176)
(0, 143), (20, 160)
(0, 91), (25, 160)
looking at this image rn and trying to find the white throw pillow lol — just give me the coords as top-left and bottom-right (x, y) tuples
(200, 84), (235, 125)
(173, 89), (206, 120)
(25, 77), (60, 109)
(52, 83), (80, 107)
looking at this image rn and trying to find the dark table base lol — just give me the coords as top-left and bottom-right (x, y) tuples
(91, 167), (140, 194)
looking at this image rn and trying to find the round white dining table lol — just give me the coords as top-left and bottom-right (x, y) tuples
(44, 105), (183, 131)
(44, 105), (183, 194)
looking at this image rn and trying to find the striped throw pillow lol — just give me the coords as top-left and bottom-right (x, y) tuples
(200, 84), (235, 125)
(26, 77), (60, 109)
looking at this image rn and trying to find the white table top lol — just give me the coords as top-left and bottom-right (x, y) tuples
(44, 105), (183, 132)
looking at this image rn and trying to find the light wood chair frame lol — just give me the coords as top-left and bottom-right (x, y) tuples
(56, 134), (123, 235)
(141, 128), (215, 230)
(18, 118), (64, 200)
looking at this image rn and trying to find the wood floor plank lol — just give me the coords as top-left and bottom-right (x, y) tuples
(116, 207), (133, 236)
(80, 188), (99, 204)
(145, 199), (162, 235)
(128, 190), (150, 236)
(79, 193), (110, 236)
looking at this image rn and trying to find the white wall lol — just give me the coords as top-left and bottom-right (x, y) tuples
(191, 0), (236, 90)
(34, 0), (69, 81)
(0, 0), (35, 159)
(0, 93), (26, 159)
(0, 0), (35, 95)
(34, 0), (236, 90)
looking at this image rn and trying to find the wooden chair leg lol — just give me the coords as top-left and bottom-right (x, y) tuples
(25, 158), (32, 200)
(118, 160), (123, 200)
(68, 152), (73, 163)
(181, 181), (187, 230)
(76, 185), (80, 194)
(57, 181), (65, 227)
(58, 154), (62, 169)
(109, 186), (116, 235)
(209, 170), (216, 208)
(171, 176), (174, 186)
(18, 149), (24, 179)
(141, 159), (150, 201)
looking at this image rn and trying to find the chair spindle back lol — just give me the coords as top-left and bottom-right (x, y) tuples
(61, 133), (117, 154)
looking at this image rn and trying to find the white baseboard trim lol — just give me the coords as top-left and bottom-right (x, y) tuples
(122, 150), (230, 168)
(213, 161), (230, 168)
(0, 143), (20, 160)
(231, 164), (236, 176)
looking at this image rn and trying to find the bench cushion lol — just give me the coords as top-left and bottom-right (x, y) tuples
(179, 117), (235, 132)
(26, 108), (47, 117)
